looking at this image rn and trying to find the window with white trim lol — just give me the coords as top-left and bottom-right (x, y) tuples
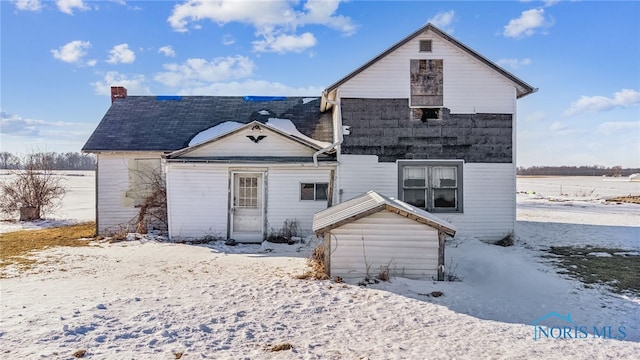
(300, 183), (328, 201)
(398, 160), (463, 213)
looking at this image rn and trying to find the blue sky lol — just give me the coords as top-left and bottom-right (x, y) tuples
(1, 0), (639, 167)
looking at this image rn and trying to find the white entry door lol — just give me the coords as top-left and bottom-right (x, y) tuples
(230, 172), (264, 243)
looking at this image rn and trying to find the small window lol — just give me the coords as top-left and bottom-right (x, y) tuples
(412, 108), (441, 121)
(419, 40), (432, 52)
(398, 161), (463, 213)
(301, 183), (328, 201)
(127, 158), (162, 207)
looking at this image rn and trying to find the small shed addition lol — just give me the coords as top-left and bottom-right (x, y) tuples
(312, 191), (456, 281)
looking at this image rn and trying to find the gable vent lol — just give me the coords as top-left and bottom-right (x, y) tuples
(419, 40), (432, 52)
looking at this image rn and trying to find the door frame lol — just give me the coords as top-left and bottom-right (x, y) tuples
(228, 170), (266, 242)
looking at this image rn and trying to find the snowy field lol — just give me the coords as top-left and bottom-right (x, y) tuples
(1, 175), (639, 358)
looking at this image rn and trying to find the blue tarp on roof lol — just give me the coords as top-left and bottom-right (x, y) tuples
(243, 96), (287, 102)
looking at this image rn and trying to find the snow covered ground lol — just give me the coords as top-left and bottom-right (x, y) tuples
(1, 176), (639, 358)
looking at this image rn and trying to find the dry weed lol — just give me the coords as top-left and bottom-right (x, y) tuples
(295, 245), (329, 280)
(269, 343), (293, 352)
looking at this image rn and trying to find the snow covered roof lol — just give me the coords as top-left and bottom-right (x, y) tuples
(313, 190), (456, 236)
(82, 96), (331, 153)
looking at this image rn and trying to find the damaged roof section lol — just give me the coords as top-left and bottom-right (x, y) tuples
(82, 96), (332, 153)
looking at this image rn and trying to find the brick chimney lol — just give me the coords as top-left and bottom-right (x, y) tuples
(111, 86), (127, 103)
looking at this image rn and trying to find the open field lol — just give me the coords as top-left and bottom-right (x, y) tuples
(0, 175), (638, 358)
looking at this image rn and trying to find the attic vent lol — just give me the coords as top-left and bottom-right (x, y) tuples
(419, 40), (432, 52)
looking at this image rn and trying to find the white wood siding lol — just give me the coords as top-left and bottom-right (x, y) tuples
(329, 211), (440, 280)
(337, 156), (515, 241)
(444, 163), (516, 241)
(338, 31), (516, 114)
(182, 127), (316, 158)
(338, 155), (396, 202)
(266, 167), (333, 236)
(96, 152), (162, 234)
(166, 163), (229, 240)
(166, 163), (335, 240)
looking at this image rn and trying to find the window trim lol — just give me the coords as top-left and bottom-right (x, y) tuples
(397, 160), (464, 213)
(300, 182), (329, 201)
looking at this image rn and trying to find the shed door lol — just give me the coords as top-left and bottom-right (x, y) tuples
(230, 172), (264, 243)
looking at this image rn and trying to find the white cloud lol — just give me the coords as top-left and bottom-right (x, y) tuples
(504, 8), (552, 38)
(56, 0), (89, 15)
(167, 0), (355, 53)
(0, 111), (89, 138)
(154, 56), (255, 87)
(176, 79), (324, 96)
(158, 46), (176, 58)
(549, 121), (567, 132)
(15, 0), (42, 11)
(252, 32), (317, 53)
(497, 58), (532, 69)
(523, 110), (546, 122)
(427, 10), (455, 33)
(51, 40), (94, 66)
(222, 34), (236, 46)
(91, 71), (152, 96)
(107, 44), (136, 64)
(597, 121), (640, 136)
(564, 89), (640, 116)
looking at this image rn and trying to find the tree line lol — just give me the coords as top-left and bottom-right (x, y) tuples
(0, 151), (95, 170)
(517, 165), (640, 177)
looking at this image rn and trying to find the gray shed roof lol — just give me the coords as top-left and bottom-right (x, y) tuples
(313, 190), (456, 236)
(82, 96), (333, 153)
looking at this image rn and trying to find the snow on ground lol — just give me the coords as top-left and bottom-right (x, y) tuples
(1, 176), (639, 358)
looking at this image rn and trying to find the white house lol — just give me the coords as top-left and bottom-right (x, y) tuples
(82, 24), (535, 242)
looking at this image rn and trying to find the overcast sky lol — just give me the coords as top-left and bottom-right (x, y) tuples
(1, 0), (639, 167)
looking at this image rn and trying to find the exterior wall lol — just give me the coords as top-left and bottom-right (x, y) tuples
(340, 99), (512, 163)
(166, 163), (229, 240)
(339, 155), (396, 202)
(96, 152), (163, 234)
(337, 156), (515, 241)
(338, 30), (517, 114)
(328, 210), (440, 280)
(182, 126), (317, 158)
(166, 163), (335, 240)
(443, 163), (515, 241)
(266, 167), (334, 237)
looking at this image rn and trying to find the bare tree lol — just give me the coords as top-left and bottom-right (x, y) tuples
(0, 153), (66, 220)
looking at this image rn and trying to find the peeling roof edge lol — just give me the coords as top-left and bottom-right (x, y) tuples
(322, 23), (536, 100)
(165, 120), (334, 159)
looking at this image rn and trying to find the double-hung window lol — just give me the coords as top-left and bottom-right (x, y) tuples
(300, 183), (328, 201)
(398, 160), (463, 213)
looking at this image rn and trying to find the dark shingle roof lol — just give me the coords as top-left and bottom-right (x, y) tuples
(82, 96), (333, 152)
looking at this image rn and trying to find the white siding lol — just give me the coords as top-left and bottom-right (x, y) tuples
(166, 163), (229, 240)
(96, 152), (163, 234)
(266, 167), (334, 236)
(338, 155), (396, 202)
(329, 211), (440, 280)
(182, 127), (317, 158)
(166, 163), (335, 240)
(338, 31), (516, 114)
(337, 156), (516, 241)
(444, 163), (516, 241)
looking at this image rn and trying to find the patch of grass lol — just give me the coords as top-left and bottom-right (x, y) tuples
(544, 246), (640, 295)
(269, 343), (293, 352)
(0, 222), (95, 269)
(606, 195), (640, 204)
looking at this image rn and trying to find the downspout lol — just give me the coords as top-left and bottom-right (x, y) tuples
(313, 93), (343, 167)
